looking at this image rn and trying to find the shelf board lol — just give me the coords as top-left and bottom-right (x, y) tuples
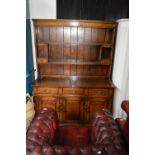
(40, 75), (108, 79)
(49, 59), (100, 65)
(37, 59), (111, 65)
(36, 42), (112, 47)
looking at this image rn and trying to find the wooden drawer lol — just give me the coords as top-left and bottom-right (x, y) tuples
(63, 88), (84, 95)
(33, 87), (58, 94)
(88, 89), (113, 97)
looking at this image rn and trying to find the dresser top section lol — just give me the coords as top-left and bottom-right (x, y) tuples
(33, 19), (117, 87)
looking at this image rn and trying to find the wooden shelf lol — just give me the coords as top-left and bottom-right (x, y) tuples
(40, 75), (109, 79)
(36, 42), (112, 47)
(49, 59), (101, 65)
(100, 59), (111, 65)
(37, 59), (110, 65)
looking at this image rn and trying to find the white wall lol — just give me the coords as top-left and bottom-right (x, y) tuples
(30, 21), (38, 79)
(29, 0), (56, 19)
(26, 0), (30, 19)
(112, 19), (129, 118)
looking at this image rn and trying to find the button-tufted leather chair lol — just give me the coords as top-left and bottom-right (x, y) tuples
(26, 101), (129, 155)
(115, 101), (129, 153)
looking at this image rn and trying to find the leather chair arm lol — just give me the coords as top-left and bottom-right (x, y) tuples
(121, 101), (129, 115)
(91, 109), (127, 155)
(26, 108), (58, 154)
(116, 100), (129, 148)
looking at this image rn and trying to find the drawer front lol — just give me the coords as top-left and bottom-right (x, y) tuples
(88, 89), (113, 97)
(63, 88), (84, 95)
(34, 87), (58, 94)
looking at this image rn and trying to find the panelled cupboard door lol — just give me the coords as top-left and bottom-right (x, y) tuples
(34, 96), (58, 112)
(89, 98), (112, 119)
(63, 96), (84, 122)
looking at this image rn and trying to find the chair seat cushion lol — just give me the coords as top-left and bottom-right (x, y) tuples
(55, 124), (91, 146)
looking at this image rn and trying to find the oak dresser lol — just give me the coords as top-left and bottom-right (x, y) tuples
(32, 19), (117, 123)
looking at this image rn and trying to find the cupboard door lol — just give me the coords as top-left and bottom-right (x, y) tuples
(63, 96), (84, 122)
(34, 96), (58, 112)
(89, 98), (112, 119)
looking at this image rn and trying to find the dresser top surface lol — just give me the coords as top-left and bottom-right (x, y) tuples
(33, 78), (114, 88)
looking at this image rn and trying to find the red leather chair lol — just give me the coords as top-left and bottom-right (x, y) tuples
(26, 101), (129, 155)
(115, 101), (129, 152)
